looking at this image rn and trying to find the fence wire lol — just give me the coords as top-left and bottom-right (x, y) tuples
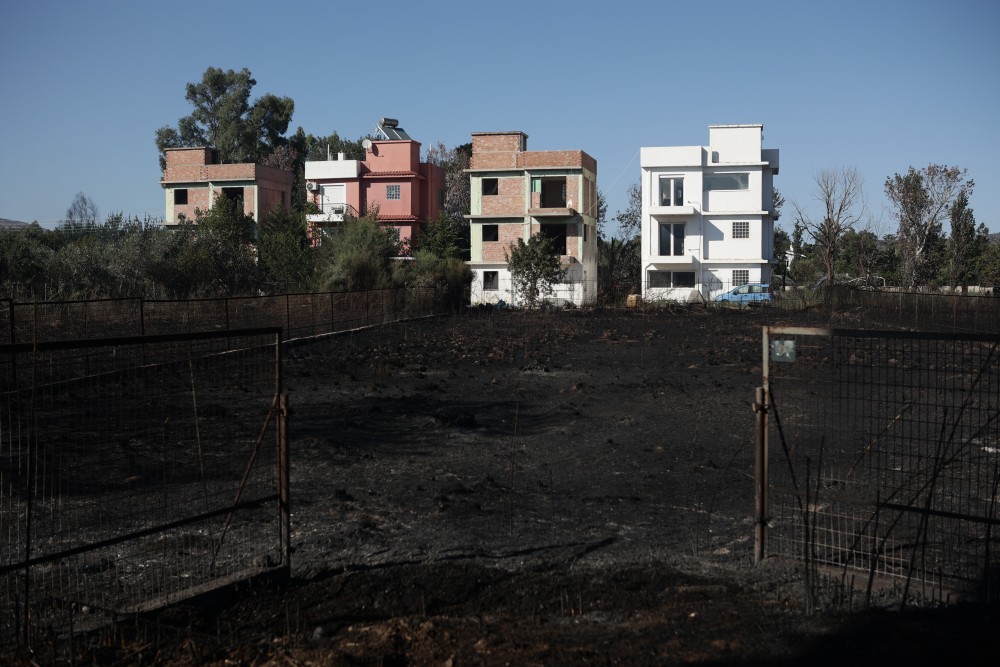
(761, 326), (1000, 604)
(1, 329), (286, 646)
(1, 287), (445, 345)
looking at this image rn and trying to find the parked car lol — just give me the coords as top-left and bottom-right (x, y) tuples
(714, 283), (773, 305)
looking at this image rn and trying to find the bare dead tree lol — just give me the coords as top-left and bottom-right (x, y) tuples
(793, 168), (867, 287)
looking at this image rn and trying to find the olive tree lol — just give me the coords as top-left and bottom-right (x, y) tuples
(505, 233), (566, 308)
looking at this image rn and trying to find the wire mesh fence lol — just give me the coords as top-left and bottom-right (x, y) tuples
(1, 328), (287, 647)
(759, 326), (1000, 605)
(823, 288), (1000, 333)
(1, 287), (445, 345)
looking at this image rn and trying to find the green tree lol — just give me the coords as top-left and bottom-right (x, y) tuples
(945, 190), (987, 288)
(395, 249), (472, 311)
(0, 224), (56, 298)
(885, 164), (973, 288)
(771, 227), (792, 287)
(187, 195), (259, 296)
(597, 236), (640, 303)
(977, 240), (1000, 289)
(314, 213), (400, 291)
(155, 67), (295, 169)
(424, 142), (472, 258)
(505, 233), (567, 308)
(258, 205), (314, 292)
(411, 214), (466, 260)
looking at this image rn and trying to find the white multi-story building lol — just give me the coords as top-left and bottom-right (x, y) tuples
(639, 125), (779, 302)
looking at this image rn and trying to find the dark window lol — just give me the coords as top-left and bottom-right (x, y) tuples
(482, 224), (499, 242)
(658, 176), (684, 206)
(540, 177), (567, 207)
(482, 178), (499, 196)
(484, 271), (499, 290)
(540, 224), (568, 254)
(658, 222), (685, 256)
(222, 187), (244, 211)
(705, 173), (749, 191)
(733, 269), (750, 286)
(732, 221), (749, 238)
(648, 270), (695, 288)
(673, 271), (696, 288)
(173, 189), (188, 205)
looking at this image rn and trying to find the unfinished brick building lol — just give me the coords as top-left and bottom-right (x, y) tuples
(466, 131), (598, 306)
(160, 147), (293, 226)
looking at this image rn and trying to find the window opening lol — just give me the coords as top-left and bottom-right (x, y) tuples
(540, 224), (568, 254)
(705, 173), (749, 191)
(658, 176), (684, 206)
(658, 222), (685, 256)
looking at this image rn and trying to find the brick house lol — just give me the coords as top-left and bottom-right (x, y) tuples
(466, 131), (598, 306)
(160, 147), (293, 225)
(640, 124), (779, 302)
(303, 119), (445, 249)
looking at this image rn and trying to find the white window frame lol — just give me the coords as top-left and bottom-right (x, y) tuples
(658, 175), (684, 206)
(658, 222), (685, 257)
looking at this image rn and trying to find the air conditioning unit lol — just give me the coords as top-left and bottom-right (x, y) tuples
(306, 182), (319, 191)
(331, 204), (345, 215)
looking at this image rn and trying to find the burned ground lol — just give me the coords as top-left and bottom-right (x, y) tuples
(6, 307), (997, 665)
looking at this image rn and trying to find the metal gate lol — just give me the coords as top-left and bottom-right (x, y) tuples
(756, 326), (1000, 604)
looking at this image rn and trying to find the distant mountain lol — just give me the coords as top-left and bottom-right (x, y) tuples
(0, 218), (29, 230)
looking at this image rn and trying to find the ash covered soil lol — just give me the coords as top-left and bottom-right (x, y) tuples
(11, 307), (999, 665)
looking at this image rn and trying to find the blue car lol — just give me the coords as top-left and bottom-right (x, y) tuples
(714, 283), (773, 305)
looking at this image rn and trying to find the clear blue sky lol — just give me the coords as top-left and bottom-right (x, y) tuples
(2, 0), (998, 237)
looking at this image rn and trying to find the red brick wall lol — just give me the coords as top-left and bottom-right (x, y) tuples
(481, 176), (524, 216)
(482, 222), (525, 262)
(470, 133), (527, 169)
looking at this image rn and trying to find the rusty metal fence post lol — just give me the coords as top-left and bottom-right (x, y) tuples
(754, 385), (769, 564)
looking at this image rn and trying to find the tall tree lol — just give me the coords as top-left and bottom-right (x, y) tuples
(425, 142), (472, 257)
(592, 188), (609, 240)
(505, 234), (566, 308)
(772, 227), (792, 287)
(65, 192), (99, 229)
(155, 67), (295, 169)
(614, 180), (642, 240)
(885, 164), (973, 288)
(945, 190), (987, 288)
(792, 167), (866, 287)
(597, 236), (640, 303)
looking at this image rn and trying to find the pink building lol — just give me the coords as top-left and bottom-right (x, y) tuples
(160, 147), (293, 225)
(304, 118), (445, 249)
